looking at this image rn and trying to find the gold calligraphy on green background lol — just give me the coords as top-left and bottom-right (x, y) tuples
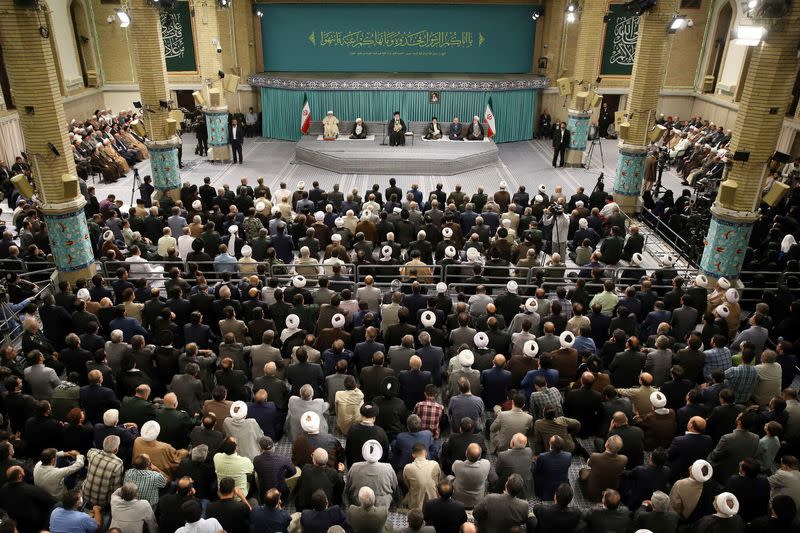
(309, 30), (485, 49)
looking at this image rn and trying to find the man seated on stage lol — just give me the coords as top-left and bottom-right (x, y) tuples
(466, 116), (484, 141)
(424, 117), (443, 140)
(350, 118), (367, 139)
(448, 116), (464, 140)
(323, 110), (340, 139)
(388, 111), (407, 147)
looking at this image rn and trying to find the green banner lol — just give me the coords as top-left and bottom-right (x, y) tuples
(161, 1), (197, 72)
(256, 3), (539, 73)
(600, 4), (639, 76)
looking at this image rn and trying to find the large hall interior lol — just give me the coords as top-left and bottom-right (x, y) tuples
(1, 0), (800, 532)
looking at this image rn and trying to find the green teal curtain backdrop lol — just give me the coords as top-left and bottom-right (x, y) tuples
(256, 3), (539, 73)
(260, 88), (536, 144)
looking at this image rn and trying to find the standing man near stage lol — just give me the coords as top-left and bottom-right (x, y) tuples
(230, 118), (245, 164)
(448, 116), (464, 140)
(552, 122), (570, 168)
(388, 111), (407, 147)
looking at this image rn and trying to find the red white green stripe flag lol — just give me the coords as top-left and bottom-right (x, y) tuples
(300, 93), (311, 134)
(484, 97), (496, 138)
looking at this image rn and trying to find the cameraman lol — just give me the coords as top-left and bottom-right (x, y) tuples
(543, 202), (570, 257)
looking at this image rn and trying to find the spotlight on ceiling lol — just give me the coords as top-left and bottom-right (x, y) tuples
(733, 25), (766, 46)
(115, 9), (130, 28)
(531, 8), (543, 20)
(566, 12), (576, 23)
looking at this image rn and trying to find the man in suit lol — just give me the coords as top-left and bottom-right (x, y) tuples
(493, 433), (535, 498)
(472, 474), (532, 533)
(533, 435), (572, 501)
(667, 415), (713, 482)
(579, 435), (628, 501)
(532, 483), (582, 532)
(608, 411), (645, 469)
(447, 116), (464, 141)
(609, 337), (646, 388)
(422, 481), (468, 533)
(80, 369), (120, 425)
(359, 352), (395, 403)
(286, 348), (325, 398)
(480, 355), (512, 411)
(229, 119), (245, 164)
(169, 362), (204, 416)
(708, 411), (759, 481)
(552, 122), (570, 167)
(489, 393), (533, 453)
(398, 356), (432, 410)
(671, 295), (699, 341)
(581, 489), (631, 533)
(564, 372), (604, 438)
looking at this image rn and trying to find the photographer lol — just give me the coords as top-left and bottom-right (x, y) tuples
(542, 202), (570, 257)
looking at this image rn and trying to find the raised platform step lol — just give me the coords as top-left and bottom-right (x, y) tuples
(294, 135), (500, 175)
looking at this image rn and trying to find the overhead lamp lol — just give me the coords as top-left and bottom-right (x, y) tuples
(747, 0), (758, 8)
(115, 9), (130, 28)
(668, 15), (687, 33)
(256, 10), (263, 18)
(567, 3), (576, 12)
(218, 0), (229, 7)
(566, 12), (576, 23)
(733, 25), (766, 46)
(531, 7), (542, 20)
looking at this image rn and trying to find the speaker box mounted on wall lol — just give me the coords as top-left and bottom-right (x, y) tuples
(557, 77), (573, 96)
(11, 174), (34, 198)
(61, 175), (79, 199)
(717, 179), (738, 208)
(192, 91), (206, 107)
(574, 91), (589, 110)
(647, 125), (667, 143)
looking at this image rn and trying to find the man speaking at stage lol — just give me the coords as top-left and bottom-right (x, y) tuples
(388, 111), (407, 146)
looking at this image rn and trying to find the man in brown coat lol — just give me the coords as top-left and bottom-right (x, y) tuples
(579, 435), (628, 501)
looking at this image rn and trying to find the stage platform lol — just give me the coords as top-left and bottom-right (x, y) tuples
(294, 134), (500, 175)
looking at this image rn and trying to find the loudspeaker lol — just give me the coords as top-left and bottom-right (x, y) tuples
(61, 175), (79, 199)
(732, 151), (750, 162)
(575, 91), (589, 110)
(763, 181), (790, 206)
(557, 77), (573, 96)
(192, 91), (206, 107)
(717, 179), (738, 208)
(208, 89), (222, 108)
(131, 120), (146, 137)
(647, 124), (668, 143)
(618, 121), (630, 140)
(223, 74), (240, 93)
(11, 174), (34, 198)
(591, 94), (603, 108)
(772, 151), (793, 164)
(614, 111), (626, 127)
(164, 118), (178, 137)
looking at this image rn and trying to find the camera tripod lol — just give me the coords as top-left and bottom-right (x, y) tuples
(584, 137), (605, 170)
(129, 167), (141, 207)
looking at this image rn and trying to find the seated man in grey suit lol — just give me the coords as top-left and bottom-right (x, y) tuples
(493, 433), (534, 498)
(448, 117), (464, 141)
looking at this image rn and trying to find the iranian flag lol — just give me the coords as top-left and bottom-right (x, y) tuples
(484, 97), (496, 138)
(300, 94), (311, 134)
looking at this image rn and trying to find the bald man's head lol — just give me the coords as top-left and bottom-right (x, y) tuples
(493, 354), (506, 368)
(466, 443), (481, 462)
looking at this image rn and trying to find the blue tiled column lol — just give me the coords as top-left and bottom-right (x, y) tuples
(614, 144), (648, 197)
(148, 139), (181, 192)
(206, 107), (231, 161)
(43, 199), (95, 280)
(564, 110), (591, 168)
(699, 208), (755, 280)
